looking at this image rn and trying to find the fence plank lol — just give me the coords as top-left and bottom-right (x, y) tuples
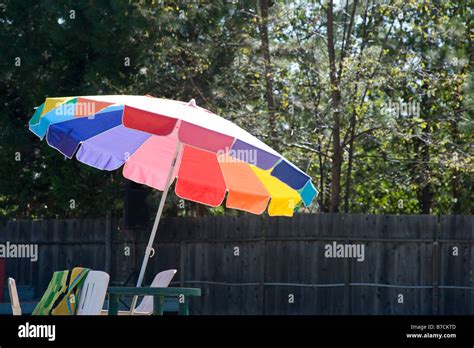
(1, 214), (473, 315)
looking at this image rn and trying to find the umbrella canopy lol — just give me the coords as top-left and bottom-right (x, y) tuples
(29, 95), (317, 216)
(28, 95), (318, 312)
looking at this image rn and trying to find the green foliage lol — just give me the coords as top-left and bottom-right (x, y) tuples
(0, 0), (472, 220)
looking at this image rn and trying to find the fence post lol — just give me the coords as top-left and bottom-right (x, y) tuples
(259, 215), (267, 315)
(432, 215), (440, 315)
(105, 212), (112, 275)
(180, 241), (186, 288)
(342, 214), (352, 315)
(0, 224), (6, 302)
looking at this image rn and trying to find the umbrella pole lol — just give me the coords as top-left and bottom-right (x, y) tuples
(129, 141), (182, 314)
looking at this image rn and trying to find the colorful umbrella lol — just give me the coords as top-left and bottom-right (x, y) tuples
(28, 95), (318, 309)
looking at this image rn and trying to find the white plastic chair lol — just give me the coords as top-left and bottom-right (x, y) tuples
(77, 270), (110, 315)
(133, 269), (177, 314)
(103, 269), (177, 315)
(8, 277), (22, 315)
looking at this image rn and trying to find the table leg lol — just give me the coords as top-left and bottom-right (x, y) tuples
(153, 295), (164, 315)
(108, 294), (119, 315)
(178, 295), (189, 315)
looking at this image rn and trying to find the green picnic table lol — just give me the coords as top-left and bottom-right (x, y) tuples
(107, 287), (201, 315)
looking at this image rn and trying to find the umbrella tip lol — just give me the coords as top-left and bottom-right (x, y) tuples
(187, 98), (197, 107)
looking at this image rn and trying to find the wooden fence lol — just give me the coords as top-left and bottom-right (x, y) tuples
(1, 214), (473, 315)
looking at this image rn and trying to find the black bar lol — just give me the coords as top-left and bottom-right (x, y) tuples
(0, 316), (473, 346)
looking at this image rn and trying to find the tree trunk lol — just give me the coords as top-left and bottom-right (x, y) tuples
(257, 0), (278, 151)
(450, 111), (461, 214)
(344, 109), (357, 212)
(317, 139), (326, 212)
(420, 130), (432, 214)
(327, 0), (343, 213)
(416, 81), (432, 214)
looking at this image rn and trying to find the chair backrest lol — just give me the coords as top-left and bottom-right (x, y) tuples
(135, 269), (177, 313)
(76, 271), (110, 315)
(8, 278), (22, 316)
